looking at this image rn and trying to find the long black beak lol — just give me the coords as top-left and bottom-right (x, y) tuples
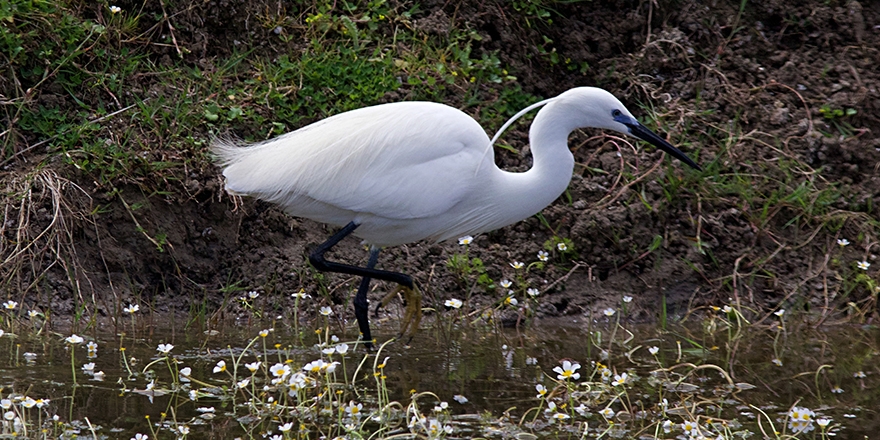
(618, 117), (701, 171)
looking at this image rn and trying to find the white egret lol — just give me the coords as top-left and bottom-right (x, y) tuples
(214, 87), (700, 348)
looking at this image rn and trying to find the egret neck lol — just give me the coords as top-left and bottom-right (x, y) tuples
(490, 97), (578, 228)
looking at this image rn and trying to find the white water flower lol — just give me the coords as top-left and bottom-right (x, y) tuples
(622, 295), (632, 303)
(319, 306), (333, 316)
(537, 250), (549, 261)
(603, 307), (615, 317)
(245, 362), (261, 372)
(453, 395), (468, 404)
(110, 5), (121, 14)
(157, 343), (174, 354)
(857, 260), (870, 270)
(336, 343), (349, 355)
(535, 384), (548, 398)
(527, 288), (540, 297)
(213, 360), (227, 373)
(444, 298), (463, 309)
(649, 346), (660, 355)
(66, 334), (84, 344)
(458, 235), (473, 245)
(124, 304), (139, 314)
(553, 360), (581, 381)
(3, 301), (17, 310)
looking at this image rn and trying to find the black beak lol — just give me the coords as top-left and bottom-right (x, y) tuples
(619, 117), (701, 171)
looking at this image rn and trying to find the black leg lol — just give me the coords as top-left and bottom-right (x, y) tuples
(308, 222), (415, 349)
(353, 248), (380, 349)
(309, 222), (413, 288)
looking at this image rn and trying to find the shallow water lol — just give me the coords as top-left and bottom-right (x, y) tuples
(0, 314), (877, 439)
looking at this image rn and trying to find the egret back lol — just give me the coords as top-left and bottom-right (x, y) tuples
(213, 102), (492, 229)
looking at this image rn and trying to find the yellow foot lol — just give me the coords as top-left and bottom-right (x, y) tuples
(378, 284), (422, 341)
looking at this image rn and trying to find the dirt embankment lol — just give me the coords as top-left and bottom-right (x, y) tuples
(3, 1), (879, 330)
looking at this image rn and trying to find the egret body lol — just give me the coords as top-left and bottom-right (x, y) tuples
(214, 87), (700, 347)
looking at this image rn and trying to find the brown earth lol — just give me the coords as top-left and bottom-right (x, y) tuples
(3, 0), (880, 334)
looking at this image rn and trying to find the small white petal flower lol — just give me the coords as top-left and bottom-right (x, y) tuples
(817, 418), (831, 427)
(270, 363), (290, 378)
(772, 358), (783, 366)
(612, 372), (628, 386)
(457, 235), (473, 245)
(550, 412), (570, 422)
(319, 306), (333, 316)
(110, 5), (121, 14)
(603, 307), (615, 317)
(28, 310), (39, 318)
(82, 362), (96, 372)
(3, 301), (17, 310)
(124, 303), (140, 314)
(179, 367), (191, 381)
(527, 288), (540, 297)
(453, 394), (468, 404)
(292, 290), (310, 299)
(774, 309), (785, 317)
(345, 401), (364, 417)
(682, 420), (698, 435)
(245, 362), (261, 372)
(505, 296), (518, 306)
(336, 343), (349, 355)
(500, 279), (512, 289)
(66, 334), (84, 344)
(648, 346), (659, 355)
(132, 433), (148, 440)
(259, 329), (270, 337)
(837, 238), (849, 246)
(247, 290), (260, 299)
(445, 298), (463, 309)
(322, 347), (335, 355)
(537, 251), (549, 262)
(157, 343), (174, 354)
(237, 378), (249, 388)
(857, 260), (870, 270)
(510, 261), (524, 269)
(278, 422), (294, 432)
(213, 360), (227, 373)
(622, 295), (632, 303)
(722, 305), (733, 313)
(831, 386), (844, 393)
(535, 384), (547, 398)
(552, 360), (581, 381)
(21, 397), (36, 408)
(177, 425), (189, 436)
(662, 420), (673, 433)
(557, 242), (568, 252)
(854, 371), (866, 378)
(600, 407), (615, 418)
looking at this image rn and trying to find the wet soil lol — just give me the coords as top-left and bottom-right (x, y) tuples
(4, 0), (880, 332)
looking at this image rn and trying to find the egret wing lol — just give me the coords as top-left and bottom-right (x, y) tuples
(215, 102), (490, 221)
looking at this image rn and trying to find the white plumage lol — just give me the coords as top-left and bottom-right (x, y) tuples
(214, 87), (699, 247)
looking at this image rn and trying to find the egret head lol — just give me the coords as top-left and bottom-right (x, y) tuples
(563, 87), (701, 171)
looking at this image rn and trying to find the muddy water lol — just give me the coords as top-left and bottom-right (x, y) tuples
(0, 319), (877, 439)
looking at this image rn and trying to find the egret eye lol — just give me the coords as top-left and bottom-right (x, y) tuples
(611, 109), (622, 118)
